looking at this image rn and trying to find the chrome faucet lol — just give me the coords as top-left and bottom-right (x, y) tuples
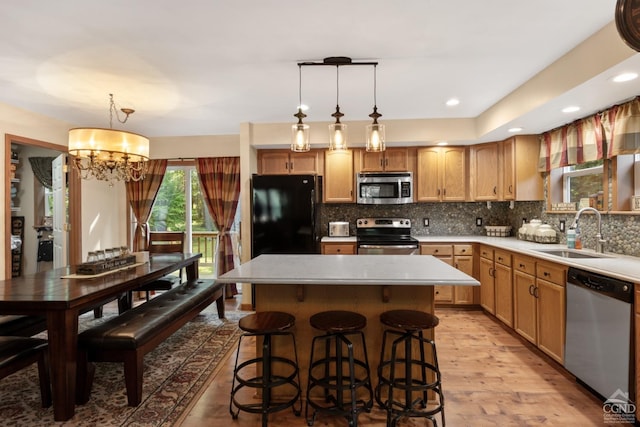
(571, 207), (606, 253)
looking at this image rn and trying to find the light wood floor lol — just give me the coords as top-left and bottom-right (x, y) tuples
(178, 298), (631, 426)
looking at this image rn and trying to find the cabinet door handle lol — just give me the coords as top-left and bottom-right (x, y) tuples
(533, 286), (539, 298)
(437, 188), (441, 196)
(543, 271), (550, 277)
(493, 186), (497, 195)
(509, 184), (513, 194)
(290, 161), (294, 170)
(519, 263), (525, 269)
(380, 159), (384, 168)
(443, 188), (446, 196)
(285, 162), (289, 170)
(461, 249), (466, 253)
(489, 267), (494, 277)
(528, 284), (534, 296)
(498, 257), (503, 262)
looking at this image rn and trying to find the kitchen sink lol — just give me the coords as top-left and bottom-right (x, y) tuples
(534, 249), (610, 259)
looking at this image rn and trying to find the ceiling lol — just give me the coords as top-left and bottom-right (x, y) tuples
(1, 1), (639, 145)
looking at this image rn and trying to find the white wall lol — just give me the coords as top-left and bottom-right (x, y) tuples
(80, 180), (127, 262)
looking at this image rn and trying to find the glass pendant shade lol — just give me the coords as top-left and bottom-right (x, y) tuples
(366, 123), (386, 152)
(329, 122), (348, 150)
(291, 122), (310, 152)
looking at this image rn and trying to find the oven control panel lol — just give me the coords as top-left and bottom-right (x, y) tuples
(356, 218), (412, 228)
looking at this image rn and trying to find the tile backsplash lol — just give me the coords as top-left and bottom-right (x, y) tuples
(319, 201), (640, 257)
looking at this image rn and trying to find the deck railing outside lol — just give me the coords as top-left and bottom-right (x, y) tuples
(191, 231), (218, 278)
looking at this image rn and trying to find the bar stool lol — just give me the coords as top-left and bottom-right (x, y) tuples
(306, 310), (373, 427)
(230, 311), (302, 427)
(375, 309), (445, 427)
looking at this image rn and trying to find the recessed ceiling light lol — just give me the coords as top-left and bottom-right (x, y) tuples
(508, 127), (523, 133)
(436, 141), (448, 146)
(612, 72), (638, 83)
(445, 98), (459, 107)
(562, 106), (580, 113)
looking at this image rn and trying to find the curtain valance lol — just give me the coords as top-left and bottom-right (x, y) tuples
(538, 96), (640, 172)
(603, 97), (640, 157)
(537, 115), (603, 172)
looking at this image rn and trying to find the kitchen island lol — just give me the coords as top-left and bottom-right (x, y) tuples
(217, 254), (479, 393)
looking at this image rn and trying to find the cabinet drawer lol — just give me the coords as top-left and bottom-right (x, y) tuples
(479, 245), (494, 260)
(321, 243), (355, 255)
(536, 261), (566, 286)
(420, 244), (453, 256)
(494, 249), (512, 267)
(513, 255), (536, 275)
(454, 244), (473, 256)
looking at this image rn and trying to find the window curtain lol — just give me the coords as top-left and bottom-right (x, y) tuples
(196, 157), (240, 298)
(603, 97), (640, 157)
(28, 157), (56, 189)
(125, 160), (168, 251)
(538, 114), (604, 172)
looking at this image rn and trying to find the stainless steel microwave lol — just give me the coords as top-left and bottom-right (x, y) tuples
(356, 172), (413, 204)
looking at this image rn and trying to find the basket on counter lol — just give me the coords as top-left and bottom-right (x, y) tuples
(485, 226), (512, 237)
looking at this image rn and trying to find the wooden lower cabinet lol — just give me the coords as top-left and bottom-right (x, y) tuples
(479, 246), (495, 314)
(494, 250), (513, 327)
(421, 243), (475, 305)
(513, 255), (566, 364)
(452, 245), (475, 304)
(321, 242), (356, 255)
(513, 268), (537, 343)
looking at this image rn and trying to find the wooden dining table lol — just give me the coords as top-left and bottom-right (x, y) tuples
(0, 252), (201, 421)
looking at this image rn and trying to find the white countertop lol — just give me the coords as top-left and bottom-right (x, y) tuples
(217, 254), (480, 286)
(321, 235), (640, 283)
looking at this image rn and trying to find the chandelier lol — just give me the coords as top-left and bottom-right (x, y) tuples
(292, 57), (385, 152)
(68, 94), (149, 184)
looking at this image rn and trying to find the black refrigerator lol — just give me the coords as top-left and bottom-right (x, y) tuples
(251, 174), (321, 258)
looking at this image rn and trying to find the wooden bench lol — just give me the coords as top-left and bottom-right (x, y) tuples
(0, 315), (47, 337)
(0, 336), (52, 407)
(76, 279), (225, 406)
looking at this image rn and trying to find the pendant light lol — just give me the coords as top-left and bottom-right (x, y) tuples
(291, 64), (310, 152)
(366, 64), (385, 152)
(329, 65), (347, 151)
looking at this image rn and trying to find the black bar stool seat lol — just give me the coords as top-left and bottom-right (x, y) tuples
(230, 311), (302, 427)
(376, 309), (445, 427)
(306, 310), (373, 427)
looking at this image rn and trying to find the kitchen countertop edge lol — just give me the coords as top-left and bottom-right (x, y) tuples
(321, 235), (640, 283)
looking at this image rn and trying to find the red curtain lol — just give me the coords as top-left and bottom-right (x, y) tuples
(125, 160), (168, 251)
(196, 157), (240, 297)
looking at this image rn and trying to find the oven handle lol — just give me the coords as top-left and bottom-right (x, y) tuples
(358, 244), (419, 249)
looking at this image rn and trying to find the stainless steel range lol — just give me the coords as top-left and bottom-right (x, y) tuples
(356, 218), (419, 255)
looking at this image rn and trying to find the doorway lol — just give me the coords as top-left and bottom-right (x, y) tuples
(4, 134), (81, 279)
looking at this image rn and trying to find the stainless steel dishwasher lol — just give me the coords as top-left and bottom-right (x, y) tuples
(564, 267), (634, 404)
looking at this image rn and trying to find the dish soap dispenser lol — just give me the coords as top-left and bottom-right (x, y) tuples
(567, 228), (576, 249)
(574, 226), (582, 249)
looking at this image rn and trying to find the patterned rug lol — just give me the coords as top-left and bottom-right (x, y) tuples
(0, 303), (244, 426)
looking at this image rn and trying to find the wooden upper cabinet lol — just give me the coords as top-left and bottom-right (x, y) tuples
(360, 147), (409, 172)
(470, 136), (543, 202)
(502, 135), (543, 201)
(416, 147), (466, 202)
(258, 150), (320, 175)
(471, 142), (500, 201)
(324, 150), (354, 203)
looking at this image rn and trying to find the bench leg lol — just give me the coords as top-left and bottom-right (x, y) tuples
(215, 294), (226, 319)
(37, 350), (52, 408)
(123, 352), (144, 406)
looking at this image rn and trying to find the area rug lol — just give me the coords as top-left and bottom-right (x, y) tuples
(0, 303), (244, 426)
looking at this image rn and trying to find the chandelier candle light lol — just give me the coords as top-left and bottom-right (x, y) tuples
(292, 57), (384, 152)
(68, 94), (149, 184)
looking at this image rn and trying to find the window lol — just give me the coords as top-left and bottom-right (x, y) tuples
(562, 159), (604, 207)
